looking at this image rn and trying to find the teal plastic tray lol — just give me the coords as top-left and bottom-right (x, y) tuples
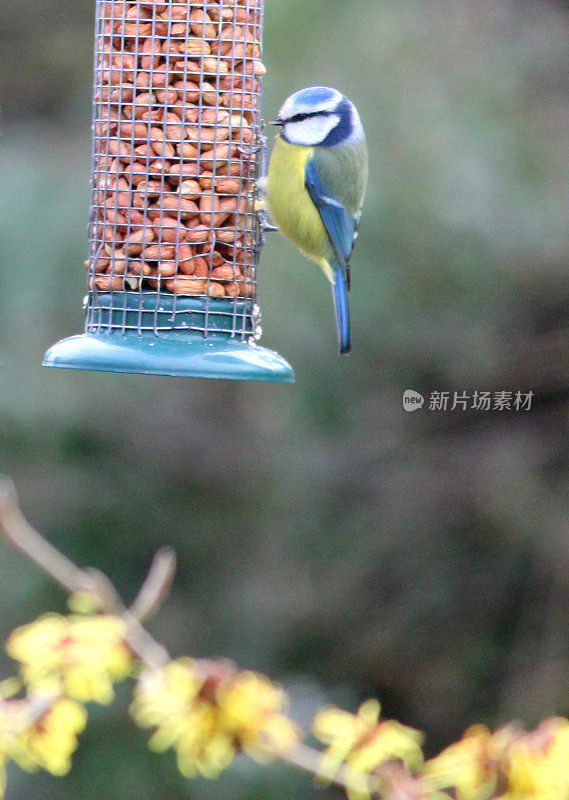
(43, 294), (294, 383)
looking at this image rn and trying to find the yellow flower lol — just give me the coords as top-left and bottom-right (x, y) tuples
(131, 658), (300, 779)
(497, 718), (569, 800)
(0, 693), (86, 789)
(131, 658), (218, 777)
(0, 697), (36, 774)
(6, 614), (132, 704)
(421, 725), (496, 800)
(16, 698), (87, 776)
(313, 700), (424, 800)
(218, 670), (300, 761)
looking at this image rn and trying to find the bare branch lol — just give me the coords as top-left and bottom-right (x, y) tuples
(0, 477), (169, 669)
(129, 547), (177, 623)
(122, 609), (170, 669)
(281, 743), (380, 795)
(0, 477), (90, 595)
(84, 568), (127, 613)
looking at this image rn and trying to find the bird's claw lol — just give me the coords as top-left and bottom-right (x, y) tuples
(262, 221), (279, 233)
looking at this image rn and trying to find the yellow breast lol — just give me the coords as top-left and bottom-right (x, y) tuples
(266, 137), (332, 271)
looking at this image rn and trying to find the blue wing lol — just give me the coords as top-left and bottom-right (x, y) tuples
(305, 158), (356, 287)
(305, 158), (353, 352)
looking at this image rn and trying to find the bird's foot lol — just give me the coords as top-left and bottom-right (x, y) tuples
(262, 221), (279, 232)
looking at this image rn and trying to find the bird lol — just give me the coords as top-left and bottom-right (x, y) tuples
(266, 86), (368, 354)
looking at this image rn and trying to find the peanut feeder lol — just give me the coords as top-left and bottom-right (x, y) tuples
(44, 0), (293, 382)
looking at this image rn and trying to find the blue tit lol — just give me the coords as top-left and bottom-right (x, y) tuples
(266, 86), (368, 354)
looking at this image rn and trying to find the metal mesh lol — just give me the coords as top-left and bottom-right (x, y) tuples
(86, 0), (265, 338)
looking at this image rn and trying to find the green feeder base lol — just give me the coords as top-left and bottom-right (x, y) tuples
(43, 296), (294, 383)
(43, 331), (294, 382)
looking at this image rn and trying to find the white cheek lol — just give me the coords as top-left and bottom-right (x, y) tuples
(284, 114), (340, 146)
(350, 106), (364, 141)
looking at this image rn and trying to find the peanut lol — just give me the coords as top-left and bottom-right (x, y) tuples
(158, 217), (191, 244)
(166, 277), (207, 295)
(192, 258), (210, 278)
(203, 57), (229, 75)
(224, 281), (239, 297)
(200, 81), (219, 106)
(140, 38), (161, 71)
(179, 38), (211, 57)
(199, 142), (236, 169)
(177, 141), (199, 160)
(161, 195), (200, 220)
(94, 275), (124, 292)
(198, 171), (215, 190)
(176, 245), (197, 275)
(171, 80), (200, 103)
(149, 127), (176, 158)
(186, 225), (212, 244)
(208, 282), (226, 297)
(127, 260), (152, 276)
(164, 5), (187, 21)
(119, 121), (148, 142)
(215, 177), (240, 194)
(136, 180), (163, 199)
(211, 265), (235, 281)
(155, 88), (178, 106)
(238, 280), (254, 298)
(167, 162), (199, 183)
(189, 9), (217, 40)
(126, 228), (155, 255)
(210, 250), (225, 268)
(178, 179), (201, 198)
(164, 112), (185, 141)
(215, 227), (239, 244)
(199, 194), (230, 227)
(156, 260), (177, 277)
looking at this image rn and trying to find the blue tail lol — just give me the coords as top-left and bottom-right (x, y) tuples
(331, 261), (351, 354)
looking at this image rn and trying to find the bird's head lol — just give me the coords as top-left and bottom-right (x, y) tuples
(271, 86), (364, 148)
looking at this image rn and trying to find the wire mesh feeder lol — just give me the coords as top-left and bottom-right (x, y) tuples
(44, 0), (294, 382)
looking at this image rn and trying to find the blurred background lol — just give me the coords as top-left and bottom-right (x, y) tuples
(2, 0), (569, 797)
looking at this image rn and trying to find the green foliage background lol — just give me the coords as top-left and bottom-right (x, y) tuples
(1, 0), (569, 797)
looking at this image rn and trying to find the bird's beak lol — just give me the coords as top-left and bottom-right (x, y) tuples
(269, 117), (283, 126)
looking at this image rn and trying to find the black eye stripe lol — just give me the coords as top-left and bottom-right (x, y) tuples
(287, 110), (334, 124)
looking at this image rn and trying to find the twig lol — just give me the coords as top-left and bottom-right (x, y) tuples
(0, 692), (62, 737)
(129, 547), (176, 623)
(282, 743), (344, 783)
(0, 478), (89, 595)
(0, 477), (168, 669)
(280, 743), (380, 795)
